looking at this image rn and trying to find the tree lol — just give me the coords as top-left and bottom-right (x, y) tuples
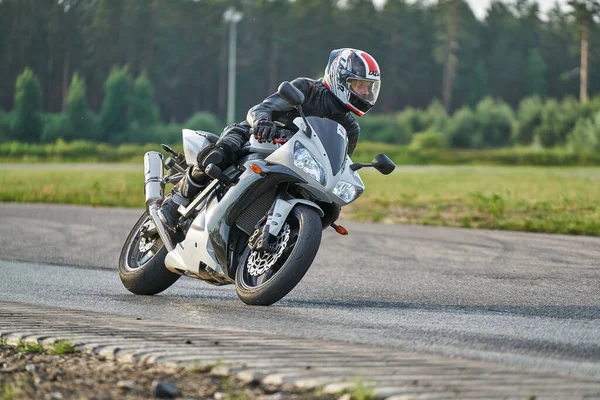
(130, 71), (159, 128)
(66, 72), (95, 141)
(526, 48), (547, 97)
(85, 0), (125, 109)
(435, 0), (461, 112)
(100, 66), (131, 143)
(467, 60), (488, 107)
(380, 0), (440, 110)
(434, 0), (481, 113)
(568, 0), (600, 103)
(12, 68), (43, 142)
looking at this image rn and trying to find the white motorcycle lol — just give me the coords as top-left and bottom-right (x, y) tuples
(118, 82), (395, 306)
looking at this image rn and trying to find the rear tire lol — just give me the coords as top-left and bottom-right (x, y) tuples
(235, 205), (322, 306)
(118, 212), (181, 295)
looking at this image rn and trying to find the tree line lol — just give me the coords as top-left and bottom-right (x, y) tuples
(1, 0), (600, 125)
(4, 65), (600, 154)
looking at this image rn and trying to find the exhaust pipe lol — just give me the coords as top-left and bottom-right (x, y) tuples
(144, 151), (175, 252)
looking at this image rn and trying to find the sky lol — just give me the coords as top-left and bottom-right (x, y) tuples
(371, 1), (570, 20)
(465, 0), (568, 20)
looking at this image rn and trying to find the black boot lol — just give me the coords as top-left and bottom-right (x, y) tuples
(158, 166), (207, 231)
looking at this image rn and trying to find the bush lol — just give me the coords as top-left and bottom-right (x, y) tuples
(447, 107), (481, 148)
(147, 123), (185, 145)
(0, 110), (12, 142)
(409, 130), (447, 150)
(580, 94), (600, 119)
(0, 141), (45, 158)
(360, 113), (411, 144)
(424, 99), (449, 133)
(535, 99), (561, 147)
(397, 107), (429, 136)
(568, 111), (600, 152)
(183, 111), (223, 135)
(12, 68), (43, 143)
(476, 97), (515, 148)
(513, 96), (543, 145)
(40, 113), (72, 144)
(535, 97), (580, 148)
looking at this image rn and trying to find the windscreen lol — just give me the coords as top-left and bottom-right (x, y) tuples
(305, 117), (348, 175)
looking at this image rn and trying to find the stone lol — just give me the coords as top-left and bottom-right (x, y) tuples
(151, 380), (178, 398)
(117, 380), (137, 391)
(25, 363), (36, 373)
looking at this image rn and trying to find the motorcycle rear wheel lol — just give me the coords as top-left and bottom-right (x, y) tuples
(235, 205), (322, 306)
(118, 212), (181, 295)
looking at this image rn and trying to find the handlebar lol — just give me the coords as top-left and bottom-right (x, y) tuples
(250, 126), (297, 144)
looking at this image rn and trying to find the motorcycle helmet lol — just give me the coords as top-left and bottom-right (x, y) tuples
(323, 48), (381, 116)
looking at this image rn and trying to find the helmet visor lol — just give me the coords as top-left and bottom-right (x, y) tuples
(347, 78), (380, 105)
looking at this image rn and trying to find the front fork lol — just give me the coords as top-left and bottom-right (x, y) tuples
(249, 190), (325, 254)
(143, 151), (175, 252)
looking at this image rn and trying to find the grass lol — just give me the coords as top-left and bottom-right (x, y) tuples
(221, 377), (248, 400)
(1, 164), (599, 235)
(2, 382), (17, 400)
(11, 338), (77, 355)
(349, 166), (600, 236)
(49, 339), (77, 355)
(15, 340), (43, 354)
(0, 164), (144, 207)
(343, 376), (376, 400)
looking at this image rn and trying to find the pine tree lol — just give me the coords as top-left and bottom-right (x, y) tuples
(567, 0), (600, 103)
(12, 68), (43, 143)
(526, 48), (548, 97)
(66, 72), (95, 141)
(130, 71), (159, 128)
(100, 66), (131, 143)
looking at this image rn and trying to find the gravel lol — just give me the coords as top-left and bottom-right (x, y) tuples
(0, 344), (337, 400)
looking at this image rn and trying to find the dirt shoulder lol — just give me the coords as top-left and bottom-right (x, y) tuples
(0, 344), (336, 400)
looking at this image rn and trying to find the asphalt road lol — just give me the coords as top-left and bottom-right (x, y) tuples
(0, 202), (599, 378)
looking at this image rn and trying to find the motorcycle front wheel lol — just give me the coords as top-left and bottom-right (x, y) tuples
(118, 212), (181, 295)
(235, 205), (322, 306)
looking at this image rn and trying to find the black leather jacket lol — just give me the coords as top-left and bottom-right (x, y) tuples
(247, 78), (361, 156)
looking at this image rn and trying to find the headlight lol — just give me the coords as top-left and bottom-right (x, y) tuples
(333, 181), (363, 203)
(293, 142), (326, 185)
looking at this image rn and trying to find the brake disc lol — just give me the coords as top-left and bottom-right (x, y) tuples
(246, 223), (291, 276)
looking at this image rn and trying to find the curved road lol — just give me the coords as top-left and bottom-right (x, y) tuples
(1, 203), (599, 393)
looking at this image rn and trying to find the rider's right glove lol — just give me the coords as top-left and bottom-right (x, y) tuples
(254, 120), (277, 143)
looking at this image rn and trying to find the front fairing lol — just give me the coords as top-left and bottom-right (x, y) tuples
(264, 117), (365, 206)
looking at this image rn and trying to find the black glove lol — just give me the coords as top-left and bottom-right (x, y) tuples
(196, 143), (232, 169)
(254, 120), (277, 143)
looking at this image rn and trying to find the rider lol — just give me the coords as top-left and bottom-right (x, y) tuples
(159, 48), (381, 231)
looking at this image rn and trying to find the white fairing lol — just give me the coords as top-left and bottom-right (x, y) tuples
(182, 129), (214, 165)
(260, 117), (365, 206)
(164, 194), (224, 276)
(168, 118), (364, 280)
(164, 129), (226, 278)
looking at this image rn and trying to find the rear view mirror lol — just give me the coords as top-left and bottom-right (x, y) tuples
(372, 154), (395, 175)
(277, 81), (305, 106)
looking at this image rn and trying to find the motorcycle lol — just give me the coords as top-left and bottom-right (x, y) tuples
(118, 82), (396, 306)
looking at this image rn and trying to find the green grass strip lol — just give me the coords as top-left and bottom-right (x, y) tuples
(1, 164), (599, 236)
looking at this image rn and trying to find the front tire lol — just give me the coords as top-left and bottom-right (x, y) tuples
(235, 205), (322, 306)
(118, 212), (181, 295)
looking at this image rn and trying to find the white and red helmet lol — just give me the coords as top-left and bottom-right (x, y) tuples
(323, 48), (381, 116)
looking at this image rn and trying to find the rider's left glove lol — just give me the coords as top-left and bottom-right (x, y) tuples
(254, 120), (278, 143)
